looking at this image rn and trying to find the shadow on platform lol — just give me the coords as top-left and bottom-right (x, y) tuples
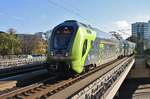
(118, 78), (150, 99)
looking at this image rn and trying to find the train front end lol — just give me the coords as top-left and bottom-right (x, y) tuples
(47, 21), (79, 73)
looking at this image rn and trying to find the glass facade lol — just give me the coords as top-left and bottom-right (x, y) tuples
(131, 22), (150, 54)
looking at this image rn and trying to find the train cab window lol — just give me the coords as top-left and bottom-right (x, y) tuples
(82, 40), (88, 56)
(53, 26), (74, 50)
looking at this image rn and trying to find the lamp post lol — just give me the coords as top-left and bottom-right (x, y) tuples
(11, 42), (13, 55)
(10, 38), (14, 59)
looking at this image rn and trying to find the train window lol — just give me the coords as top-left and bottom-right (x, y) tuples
(87, 29), (92, 34)
(53, 26), (74, 50)
(82, 40), (88, 56)
(55, 26), (73, 34)
(91, 41), (94, 47)
(99, 43), (104, 49)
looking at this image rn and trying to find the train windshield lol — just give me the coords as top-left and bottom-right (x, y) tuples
(53, 26), (74, 50)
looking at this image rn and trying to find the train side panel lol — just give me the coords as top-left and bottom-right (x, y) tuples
(71, 26), (96, 73)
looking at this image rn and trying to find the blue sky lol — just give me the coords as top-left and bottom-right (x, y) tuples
(0, 0), (150, 38)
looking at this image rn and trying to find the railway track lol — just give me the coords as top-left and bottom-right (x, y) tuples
(0, 69), (54, 95)
(0, 74), (60, 99)
(0, 56), (133, 99)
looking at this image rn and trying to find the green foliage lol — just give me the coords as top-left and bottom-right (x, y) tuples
(0, 28), (47, 55)
(0, 32), (21, 55)
(31, 39), (47, 55)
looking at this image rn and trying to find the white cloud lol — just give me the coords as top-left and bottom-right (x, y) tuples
(114, 20), (130, 29)
(111, 20), (131, 39)
(110, 15), (150, 39)
(128, 15), (150, 22)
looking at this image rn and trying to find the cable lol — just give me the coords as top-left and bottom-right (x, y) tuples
(61, 0), (129, 34)
(58, 0), (82, 16)
(48, 0), (131, 38)
(118, 29), (131, 36)
(58, 0), (113, 31)
(48, 0), (109, 31)
(48, 0), (90, 23)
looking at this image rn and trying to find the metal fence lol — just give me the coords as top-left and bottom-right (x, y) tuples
(0, 56), (46, 69)
(0, 55), (35, 60)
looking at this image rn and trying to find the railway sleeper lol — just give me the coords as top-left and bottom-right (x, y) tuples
(14, 94), (25, 99)
(23, 92), (32, 96)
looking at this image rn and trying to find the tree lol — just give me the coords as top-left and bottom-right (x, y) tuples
(32, 38), (47, 55)
(0, 31), (21, 56)
(7, 28), (17, 35)
(8, 35), (21, 55)
(0, 32), (9, 55)
(19, 35), (35, 54)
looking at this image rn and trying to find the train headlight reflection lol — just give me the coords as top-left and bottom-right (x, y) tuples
(65, 52), (69, 57)
(50, 51), (54, 56)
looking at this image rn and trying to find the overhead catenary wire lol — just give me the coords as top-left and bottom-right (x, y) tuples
(118, 29), (131, 36)
(59, 0), (131, 37)
(58, 0), (114, 32)
(48, 0), (108, 31)
(48, 0), (91, 24)
(48, 0), (131, 38)
(58, 0), (83, 16)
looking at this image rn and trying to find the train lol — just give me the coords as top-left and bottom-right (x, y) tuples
(47, 20), (135, 74)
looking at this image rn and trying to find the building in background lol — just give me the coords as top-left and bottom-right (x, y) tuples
(35, 32), (46, 40)
(132, 21), (150, 54)
(44, 30), (52, 40)
(16, 32), (47, 55)
(16, 34), (35, 54)
(147, 21), (150, 48)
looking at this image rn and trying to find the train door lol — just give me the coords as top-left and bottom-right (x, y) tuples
(99, 41), (105, 65)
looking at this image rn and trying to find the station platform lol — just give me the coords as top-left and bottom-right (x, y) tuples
(119, 78), (150, 99)
(128, 57), (150, 78)
(119, 56), (150, 99)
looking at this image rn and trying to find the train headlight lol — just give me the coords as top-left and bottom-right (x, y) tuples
(65, 52), (69, 57)
(50, 51), (54, 56)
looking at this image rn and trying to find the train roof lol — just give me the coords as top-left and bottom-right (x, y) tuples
(74, 21), (116, 39)
(94, 28), (115, 39)
(63, 20), (117, 39)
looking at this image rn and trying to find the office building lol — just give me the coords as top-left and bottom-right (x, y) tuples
(132, 21), (150, 54)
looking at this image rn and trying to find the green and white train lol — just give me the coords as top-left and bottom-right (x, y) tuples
(47, 20), (135, 74)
